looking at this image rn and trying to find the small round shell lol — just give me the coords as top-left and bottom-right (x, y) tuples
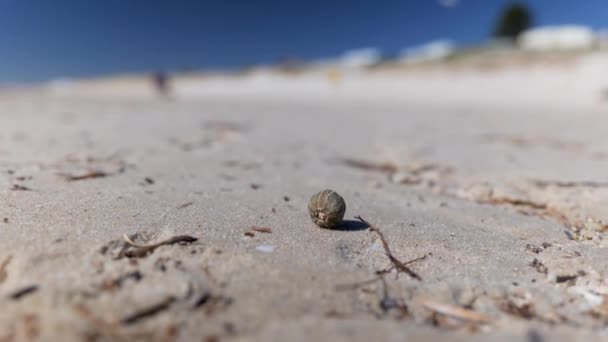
(308, 189), (346, 229)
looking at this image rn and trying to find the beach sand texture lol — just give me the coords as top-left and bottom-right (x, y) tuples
(2, 53), (608, 341)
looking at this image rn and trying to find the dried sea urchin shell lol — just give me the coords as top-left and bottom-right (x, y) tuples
(308, 189), (346, 229)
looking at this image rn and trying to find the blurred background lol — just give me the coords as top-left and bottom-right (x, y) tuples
(0, 1), (605, 81)
(2, 0), (608, 107)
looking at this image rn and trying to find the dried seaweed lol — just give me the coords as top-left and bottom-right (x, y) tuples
(473, 194), (580, 230)
(481, 197), (547, 211)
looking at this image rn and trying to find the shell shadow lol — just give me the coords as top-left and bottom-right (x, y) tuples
(333, 219), (370, 232)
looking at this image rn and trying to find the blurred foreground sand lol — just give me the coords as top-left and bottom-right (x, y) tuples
(2, 53), (608, 341)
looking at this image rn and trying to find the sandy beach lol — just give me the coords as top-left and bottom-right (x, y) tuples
(2, 52), (608, 341)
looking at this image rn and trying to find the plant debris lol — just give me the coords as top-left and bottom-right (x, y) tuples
(555, 274), (578, 284)
(204, 120), (248, 134)
(526, 244), (544, 254)
(0, 255), (12, 284)
(498, 292), (536, 320)
(356, 216), (425, 280)
(335, 275), (383, 292)
(530, 258), (548, 274)
(336, 271), (409, 318)
(10, 184), (31, 191)
(100, 271), (143, 291)
(482, 197), (547, 211)
(251, 226), (272, 234)
(144, 177), (155, 185)
(338, 158), (398, 174)
(177, 201), (193, 209)
(244, 232), (255, 237)
(193, 292), (212, 308)
(121, 296), (176, 325)
(9, 285), (39, 300)
(479, 134), (584, 153)
(122, 234), (198, 258)
(59, 170), (109, 181)
(73, 304), (119, 337)
(376, 276), (409, 318)
(469, 191), (582, 230)
(192, 292), (233, 314)
(532, 179), (608, 188)
(421, 298), (491, 324)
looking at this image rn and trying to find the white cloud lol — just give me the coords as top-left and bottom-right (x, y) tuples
(438, 0), (459, 8)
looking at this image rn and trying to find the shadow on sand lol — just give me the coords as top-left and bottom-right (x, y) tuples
(332, 219), (370, 232)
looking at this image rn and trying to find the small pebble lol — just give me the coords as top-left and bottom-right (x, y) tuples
(255, 245), (274, 253)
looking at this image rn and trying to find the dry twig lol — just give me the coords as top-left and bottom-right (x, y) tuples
(421, 298), (491, 323)
(0, 255), (12, 284)
(59, 170), (109, 181)
(121, 296), (176, 325)
(356, 216), (424, 280)
(338, 158), (398, 174)
(122, 234), (198, 258)
(10, 184), (31, 191)
(251, 227), (272, 234)
(177, 201), (193, 209)
(9, 285), (39, 300)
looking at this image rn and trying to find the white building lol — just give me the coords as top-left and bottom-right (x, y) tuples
(399, 40), (455, 64)
(518, 25), (596, 51)
(339, 48), (382, 68)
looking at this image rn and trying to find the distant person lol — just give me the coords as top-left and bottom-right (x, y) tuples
(152, 71), (172, 98)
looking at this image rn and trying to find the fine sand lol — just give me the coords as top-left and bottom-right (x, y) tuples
(2, 53), (608, 341)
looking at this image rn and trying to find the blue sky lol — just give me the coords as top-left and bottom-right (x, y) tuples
(0, 0), (606, 82)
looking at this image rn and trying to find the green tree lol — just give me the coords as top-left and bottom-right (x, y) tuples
(493, 3), (533, 40)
